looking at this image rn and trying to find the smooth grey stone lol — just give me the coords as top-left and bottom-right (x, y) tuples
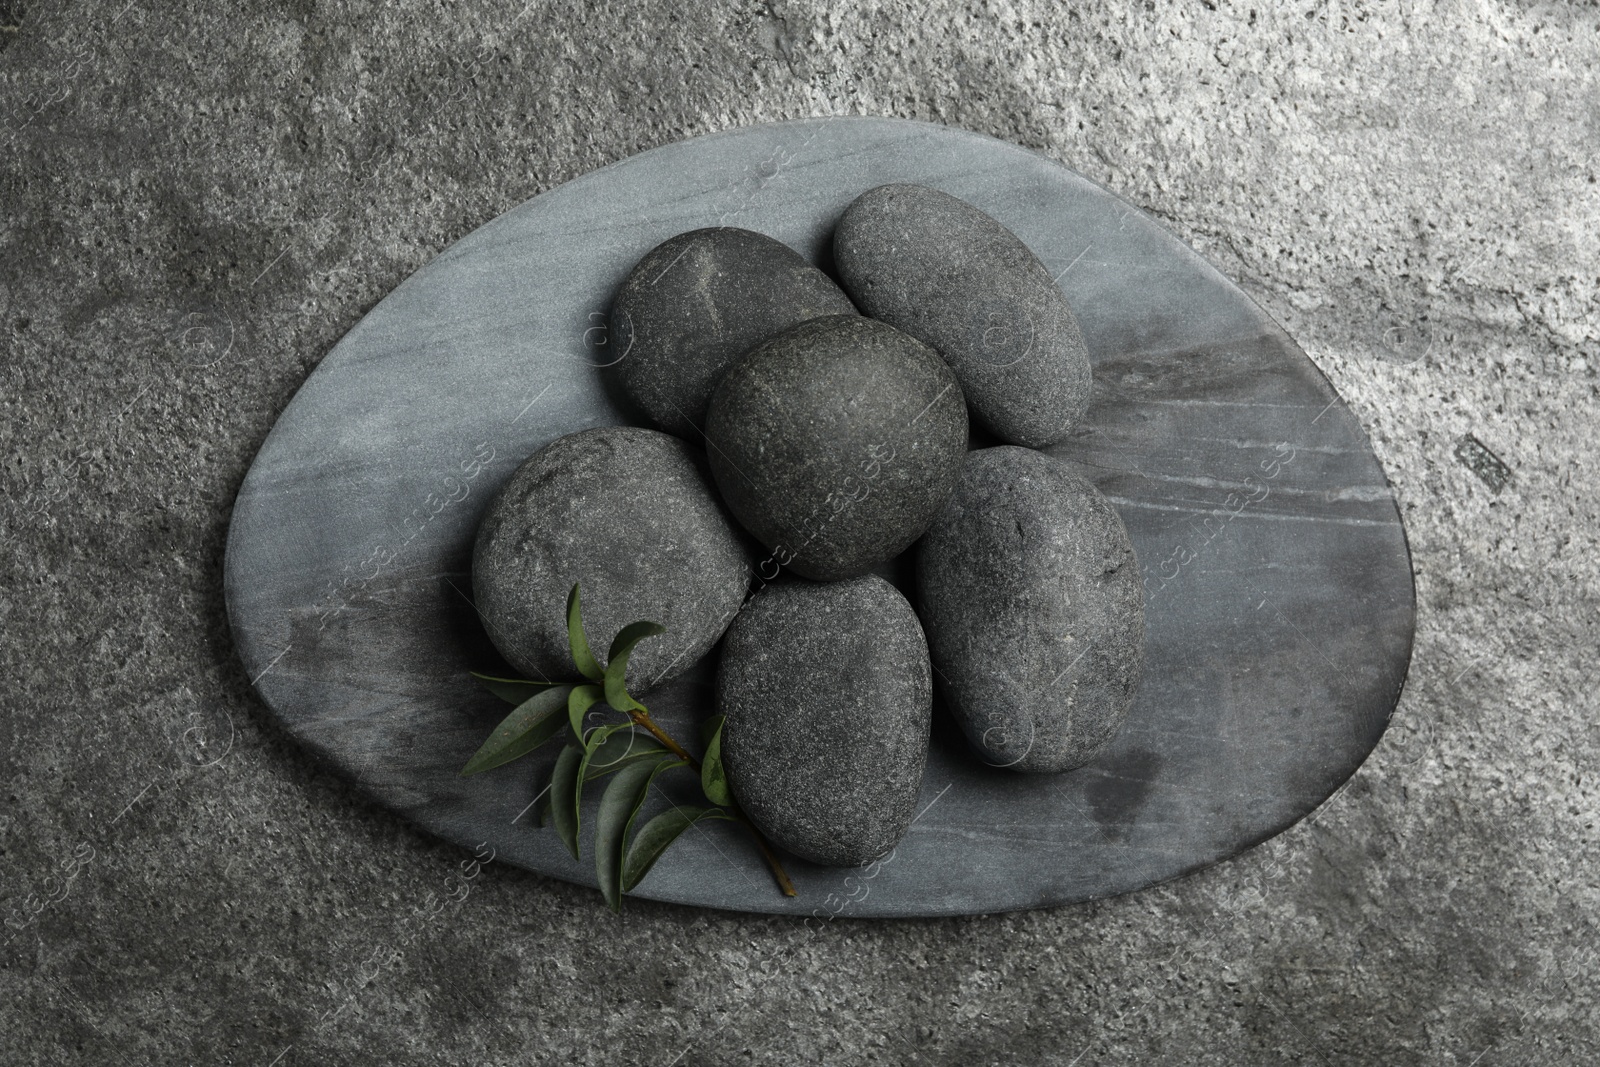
(225, 117), (1415, 917)
(472, 425), (750, 691)
(606, 227), (857, 440)
(719, 575), (932, 867)
(918, 446), (1145, 773)
(834, 182), (1093, 448)
(704, 314), (968, 581)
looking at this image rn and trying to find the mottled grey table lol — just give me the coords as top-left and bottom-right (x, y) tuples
(223, 117), (1414, 917)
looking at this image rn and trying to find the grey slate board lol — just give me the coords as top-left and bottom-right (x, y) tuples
(223, 117), (1415, 918)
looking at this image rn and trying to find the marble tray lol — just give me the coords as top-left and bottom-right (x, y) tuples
(223, 117), (1415, 918)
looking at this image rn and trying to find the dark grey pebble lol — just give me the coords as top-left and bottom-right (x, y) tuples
(833, 183), (1093, 448)
(917, 446), (1144, 773)
(719, 575), (931, 867)
(472, 426), (751, 691)
(704, 314), (968, 581)
(606, 227), (857, 440)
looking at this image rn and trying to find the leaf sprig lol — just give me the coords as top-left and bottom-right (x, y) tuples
(461, 584), (795, 910)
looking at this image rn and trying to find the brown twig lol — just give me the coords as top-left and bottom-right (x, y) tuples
(626, 706), (700, 769)
(731, 811), (798, 897)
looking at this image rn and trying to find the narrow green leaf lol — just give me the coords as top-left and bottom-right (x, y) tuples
(459, 684), (575, 776)
(624, 757), (691, 872)
(620, 804), (734, 893)
(572, 722), (630, 847)
(567, 584), (605, 683)
(470, 671), (564, 706)
(576, 722), (629, 783)
(582, 731), (668, 782)
(567, 683), (605, 739)
(699, 713), (725, 749)
(603, 620), (667, 712)
(549, 744), (584, 860)
(594, 755), (684, 912)
(700, 717), (732, 807)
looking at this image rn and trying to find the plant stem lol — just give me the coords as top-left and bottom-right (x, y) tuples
(626, 706), (700, 770)
(732, 812), (798, 897)
(629, 702), (797, 898)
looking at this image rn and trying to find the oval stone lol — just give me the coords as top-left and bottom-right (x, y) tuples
(606, 227), (857, 440)
(719, 575), (931, 867)
(472, 426), (751, 691)
(917, 446), (1145, 773)
(833, 183), (1094, 448)
(704, 314), (968, 581)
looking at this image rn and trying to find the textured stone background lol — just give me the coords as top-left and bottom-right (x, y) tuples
(2, 0), (1597, 1064)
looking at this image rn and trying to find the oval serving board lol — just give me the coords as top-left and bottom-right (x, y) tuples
(224, 117), (1415, 918)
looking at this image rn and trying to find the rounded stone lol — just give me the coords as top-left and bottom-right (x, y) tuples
(916, 446), (1145, 773)
(718, 575), (932, 867)
(472, 426), (751, 691)
(606, 227), (858, 440)
(704, 314), (968, 581)
(833, 183), (1094, 448)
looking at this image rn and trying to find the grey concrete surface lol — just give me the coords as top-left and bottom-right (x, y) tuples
(1, 1), (1595, 1064)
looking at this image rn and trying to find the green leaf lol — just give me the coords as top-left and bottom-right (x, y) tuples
(621, 804), (734, 893)
(458, 685), (575, 776)
(567, 683), (606, 739)
(582, 731), (668, 782)
(549, 744), (584, 860)
(603, 620), (667, 712)
(567, 584), (605, 683)
(470, 671), (564, 706)
(626, 759), (691, 848)
(572, 722), (630, 846)
(576, 722), (630, 782)
(594, 755), (686, 912)
(699, 713), (725, 749)
(699, 716), (732, 807)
